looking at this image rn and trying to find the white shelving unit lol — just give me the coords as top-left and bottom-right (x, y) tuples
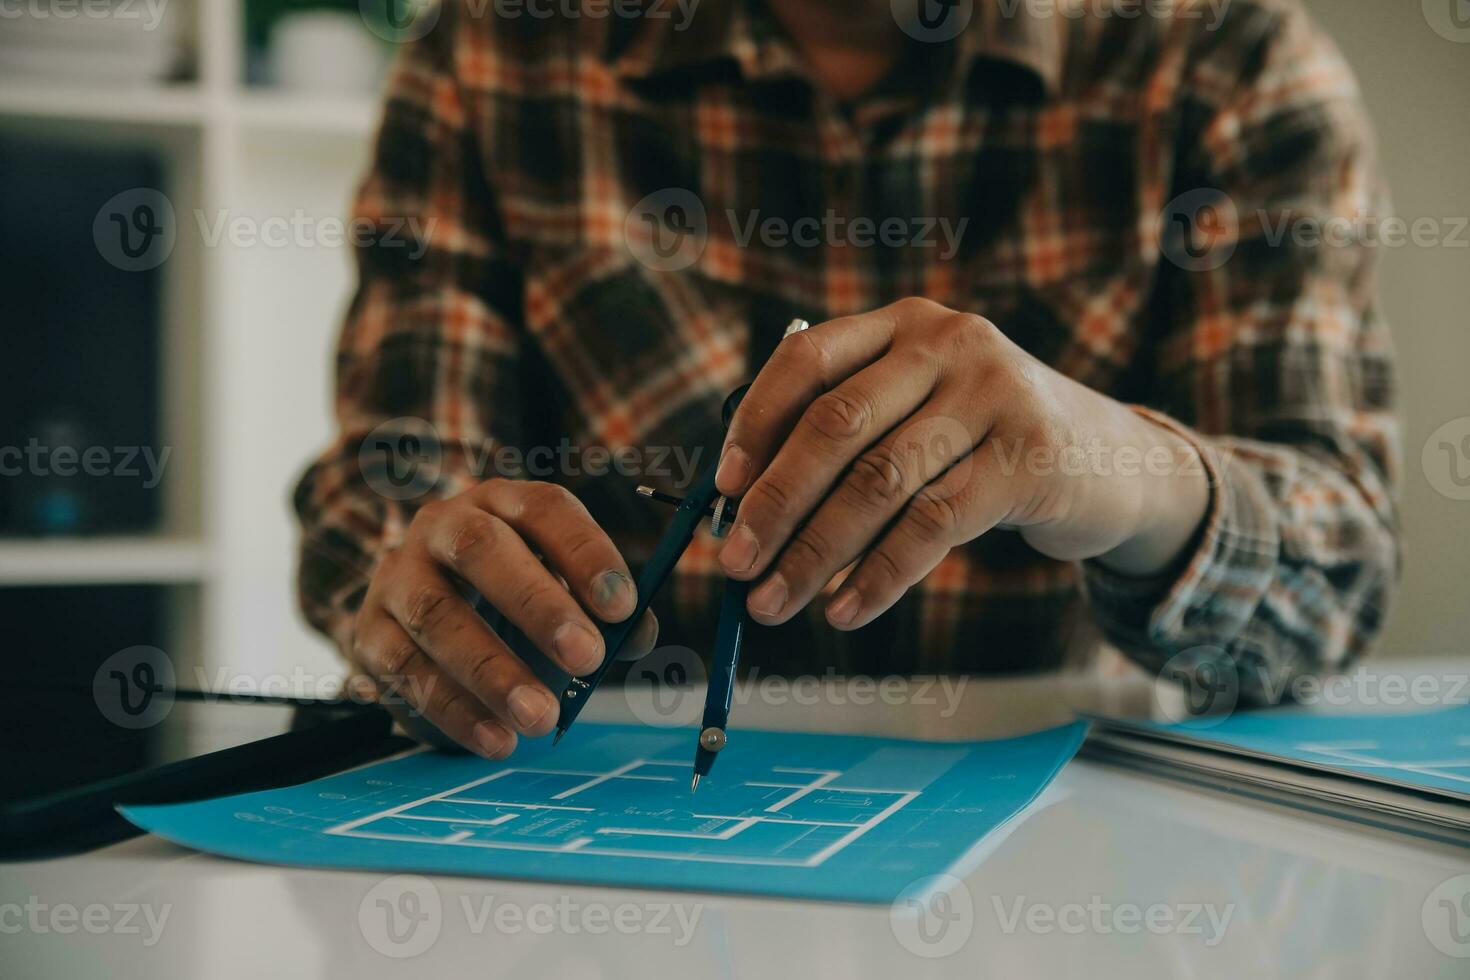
(0, 537), (211, 586)
(0, 83), (209, 126)
(0, 0), (384, 690)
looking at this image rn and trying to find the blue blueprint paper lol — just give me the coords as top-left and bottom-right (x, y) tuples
(121, 722), (1085, 903)
(1138, 704), (1470, 799)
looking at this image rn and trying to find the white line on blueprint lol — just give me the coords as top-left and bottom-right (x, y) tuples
(379, 813), (522, 828)
(802, 791), (918, 866)
(326, 769), (518, 836)
(552, 759), (668, 800)
(1295, 740), (1470, 785)
(435, 799), (594, 812)
(752, 769), (841, 812)
(323, 758), (919, 867)
(594, 817), (764, 840)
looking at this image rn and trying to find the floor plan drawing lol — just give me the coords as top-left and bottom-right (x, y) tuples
(325, 759), (921, 867)
(122, 722), (1087, 902)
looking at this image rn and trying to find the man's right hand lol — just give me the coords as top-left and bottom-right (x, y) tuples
(339, 479), (658, 759)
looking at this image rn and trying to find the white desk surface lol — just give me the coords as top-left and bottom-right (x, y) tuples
(5, 670), (1470, 979)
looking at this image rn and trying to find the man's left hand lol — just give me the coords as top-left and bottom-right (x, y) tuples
(714, 298), (1212, 629)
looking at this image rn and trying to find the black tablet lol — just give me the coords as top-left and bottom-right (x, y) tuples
(2, 687), (410, 859)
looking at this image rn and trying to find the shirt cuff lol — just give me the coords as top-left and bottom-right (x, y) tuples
(1079, 406), (1281, 663)
(297, 523), (381, 642)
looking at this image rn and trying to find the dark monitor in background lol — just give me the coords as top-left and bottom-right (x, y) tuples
(0, 135), (164, 536)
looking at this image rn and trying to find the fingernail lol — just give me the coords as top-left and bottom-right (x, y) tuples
(474, 721), (511, 758)
(508, 685), (555, 732)
(594, 570), (636, 619)
(716, 444), (751, 494)
(346, 674), (379, 704)
(720, 524), (759, 573)
(827, 588), (860, 628)
(749, 573), (788, 620)
(627, 611), (660, 658)
(553, 621), (604, 675)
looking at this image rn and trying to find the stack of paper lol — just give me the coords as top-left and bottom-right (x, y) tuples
(1084, 705), (1470, 846)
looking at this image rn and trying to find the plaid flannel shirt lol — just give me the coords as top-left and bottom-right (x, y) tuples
(294, 0), (1400, 698)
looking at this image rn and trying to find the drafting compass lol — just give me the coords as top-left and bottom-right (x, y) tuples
(554, 319), (811, 790)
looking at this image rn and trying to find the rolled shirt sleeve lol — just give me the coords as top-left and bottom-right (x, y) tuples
(293, 1), (525, 640)
(1081, 5), (1400, 702)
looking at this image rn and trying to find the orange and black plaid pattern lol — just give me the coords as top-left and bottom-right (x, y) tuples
(295, 0), (1399, 697)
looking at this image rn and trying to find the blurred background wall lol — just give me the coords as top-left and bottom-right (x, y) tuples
(1, 0), (1466, 694)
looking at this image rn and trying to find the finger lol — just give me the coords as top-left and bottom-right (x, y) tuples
(744, 399), (981, 624)
(381, 552), (560, 738)
(542, 565), (657, 661)
(352, 609), (517, 758)
(720, 349), (941, 581)
(475, 481), (638, 623)
(418, 500), (608, 677)
(618, 609), (660, 661)
(715, 304), (911, 497)
(825, 443), (1014, 631)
